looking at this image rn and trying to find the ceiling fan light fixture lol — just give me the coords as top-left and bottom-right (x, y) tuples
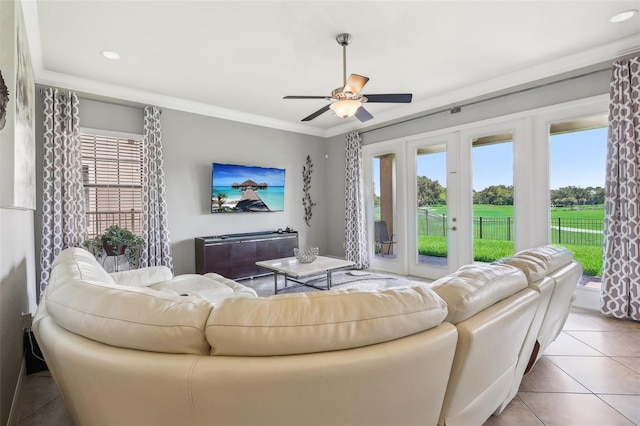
(330, 99), (361, 118)
(284, 33), (412, 122)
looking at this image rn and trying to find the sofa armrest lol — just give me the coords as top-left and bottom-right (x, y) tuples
(110, 266), (174, 287)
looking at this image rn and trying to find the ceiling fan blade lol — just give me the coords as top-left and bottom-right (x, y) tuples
(355, 106), (374, 122)
(284, 96), (332, 100)
(343, 74), (369, 95)
(363, 93), (413, 103)
(301, 105), (331, 121)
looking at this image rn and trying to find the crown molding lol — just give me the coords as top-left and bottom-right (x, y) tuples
(35, 70), (328, 138)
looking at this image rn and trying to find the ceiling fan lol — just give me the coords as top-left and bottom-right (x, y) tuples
(283, 33), (412, 122)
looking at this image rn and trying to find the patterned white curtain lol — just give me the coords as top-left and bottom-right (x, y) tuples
(40, 88), (86, 294)
(139, 106), (173, 269)
(344, 131), (369, 269)
(601, 57), (640, 321)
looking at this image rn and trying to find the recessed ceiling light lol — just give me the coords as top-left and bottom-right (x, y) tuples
(610, 9), (637, 23)
(101, 50), (120, 60)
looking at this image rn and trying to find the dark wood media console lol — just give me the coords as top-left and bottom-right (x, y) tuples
(195, 231), (298, 279)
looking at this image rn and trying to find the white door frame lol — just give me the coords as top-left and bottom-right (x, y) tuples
(406, 132), (463, 278)
(460, 118), (527, 254)
(363, 140), (408, 276)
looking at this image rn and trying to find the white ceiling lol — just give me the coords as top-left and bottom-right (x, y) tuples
(22, 1), (640, 137)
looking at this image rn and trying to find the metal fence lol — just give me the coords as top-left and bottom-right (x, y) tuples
(419, 210), (603, 246)
(549, 217), (603, 246)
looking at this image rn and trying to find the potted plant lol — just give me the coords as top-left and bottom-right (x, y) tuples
(83, 225), (144, 267)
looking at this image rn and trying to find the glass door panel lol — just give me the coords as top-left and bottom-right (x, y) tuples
(549, 116), (607, 286)
(372, 153), (396, 258)
(365, 142), (405, 276)
(471, 133), (515, 262)
(408, 134), (459, 278)
(416, 145), (448, 267)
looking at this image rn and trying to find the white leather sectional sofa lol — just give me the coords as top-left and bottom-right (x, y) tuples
(33, 245), (581, 426)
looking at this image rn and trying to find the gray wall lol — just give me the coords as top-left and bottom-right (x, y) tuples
(1, 1), (36, 422)
(325, 133), (349, 257)
(34, 91), (327, 276)
(324, 69), (612, 258)
(160, 108), (326, 275)
(0, 209), (34, 426)
(360, 69), (611, 146)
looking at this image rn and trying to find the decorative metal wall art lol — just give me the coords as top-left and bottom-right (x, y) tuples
(302, 155), (317, 226)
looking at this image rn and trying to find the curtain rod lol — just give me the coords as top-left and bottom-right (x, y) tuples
(358, 65), (615, 136)
(38, 88), (162, 114)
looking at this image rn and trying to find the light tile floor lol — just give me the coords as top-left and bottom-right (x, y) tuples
(484, 309), (640, 426)
(16, 309), (640, 425)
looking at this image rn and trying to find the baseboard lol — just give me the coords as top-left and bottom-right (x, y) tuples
(571, 286), (601, 312)
(7, 358), (26, 426)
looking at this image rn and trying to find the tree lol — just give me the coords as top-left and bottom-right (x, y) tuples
(417, 176), (445, 207)
(373, 181), (380, 207)
(215, 192), (227, 210)
(584, 186), (605, 205)
(474, 185), (513, 205)
(550, 185), (604, 207)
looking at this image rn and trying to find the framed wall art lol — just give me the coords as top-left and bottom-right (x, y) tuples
(0, 0), (36, 210)
(211, 162), (285, 213)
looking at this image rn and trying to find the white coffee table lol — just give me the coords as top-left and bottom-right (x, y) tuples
(256, 256), (356, 294)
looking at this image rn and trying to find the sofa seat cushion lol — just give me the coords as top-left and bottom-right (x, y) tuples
(150, 273), (257, 303)
(205, 285), (448, 356)
(430, 263), (528, 324)
(110, 266), (174, 287)
(45, 278), (213, 355)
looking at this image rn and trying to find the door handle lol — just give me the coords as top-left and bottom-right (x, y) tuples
(448, 226), (457, 231)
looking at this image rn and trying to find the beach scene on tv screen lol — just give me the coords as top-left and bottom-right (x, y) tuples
(211, 163), (285, 213)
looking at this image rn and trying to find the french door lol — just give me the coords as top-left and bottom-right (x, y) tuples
(365, 119), (525, 280)
(364, 141), (406, 276)
(406, 120), (522, 279)
(406, 133), (466, 278)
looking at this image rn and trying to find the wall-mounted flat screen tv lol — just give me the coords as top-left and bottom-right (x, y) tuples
(211, 163), (285, 213)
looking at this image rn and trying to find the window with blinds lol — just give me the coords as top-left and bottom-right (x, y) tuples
(81, 131), (143, 238)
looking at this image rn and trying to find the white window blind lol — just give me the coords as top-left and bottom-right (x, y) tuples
(80, 131), (143, 238)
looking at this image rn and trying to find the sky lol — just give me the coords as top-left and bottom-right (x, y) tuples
(549, 127), (607, 189)
(372, 127), (607, 195)
(212, 163), (286, 186)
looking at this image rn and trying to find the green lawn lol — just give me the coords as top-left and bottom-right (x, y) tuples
(550, 205), (604, 219)
(418, 235), (601, 276)
(560, 243), (602, 277)
(473, 205), (515, 217)
(415, 204), (604, 276)
(377, 204), (604, 276)
(426, 204), (604, 218)
(418, 235), (515, 262)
